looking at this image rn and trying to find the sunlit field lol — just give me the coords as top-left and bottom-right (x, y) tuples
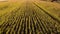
(0, 0), (60, 34)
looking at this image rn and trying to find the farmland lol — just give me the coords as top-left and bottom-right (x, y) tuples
(0, 0), (60, 34)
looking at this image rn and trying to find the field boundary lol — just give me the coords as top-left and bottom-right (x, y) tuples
(33, 2), (60, 23)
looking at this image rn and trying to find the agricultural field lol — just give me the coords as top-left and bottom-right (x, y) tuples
(0, 0), (60, 34)
(34, 0), (60, 21)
